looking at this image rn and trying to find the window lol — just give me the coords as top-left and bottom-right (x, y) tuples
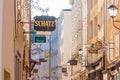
(23, 53), (25, 70)
(20, 62), (21, 80)
(109, 37), (114, 61)
(93, 0), (97, 5)
(90, 21), (93, 38)
(4, 70), (10, 80)
(15, 56), (18, 80)
(91, 0), (93, 8)
(116, 73), (120, 80)
(115, 32), (119, 57)
(94, 16), (98, 35)
(94, 0), (97, 3)
(17, 59), (20, 80)
(114, 0), (118, 6)
(108, 0), (114, 5)
(15, 55), (21, 80)
(17, 0), (21, 10)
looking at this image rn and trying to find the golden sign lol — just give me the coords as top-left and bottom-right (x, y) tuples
(95, 41), (103, 50)
(34, 20), (55, 27)
(34, 16), (56, 31)
(89, 50), (98, 53)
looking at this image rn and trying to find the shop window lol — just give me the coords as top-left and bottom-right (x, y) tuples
(4, 70), (10, 80)
(15, 56), (18, 80)
(114, 0), (118, 6)
(94, 16), (98, 35)
(90, 21), (93, 38)
(114, 32), (119, 57)
(108, 0), (114, 5)
(116, 73), (120, 80)
(109, 37), (114, 61)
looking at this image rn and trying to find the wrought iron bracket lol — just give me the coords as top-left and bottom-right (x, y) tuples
(112, 17), (120, 30)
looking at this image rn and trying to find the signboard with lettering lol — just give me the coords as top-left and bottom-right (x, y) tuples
(69, 60), (78, 65)
(35, 35), (46, 43)
(34, 16), (56, 31)
(89, 50), (98, 53)
(62, 68), (67, 73)
(39, 58), (47, 62)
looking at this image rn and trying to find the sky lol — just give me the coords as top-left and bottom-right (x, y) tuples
(32, 0), (71, 18)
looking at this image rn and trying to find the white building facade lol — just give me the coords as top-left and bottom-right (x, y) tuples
(58, 9), (72, 80)
(32, 36), (50, 80)
(50, 19), (59, 80)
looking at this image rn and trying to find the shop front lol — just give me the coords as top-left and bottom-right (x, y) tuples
(106, 59), (120, 80)
(79, 70), (87, 80)
(71, 72), (80, 80)
(86, 57), (103, 80)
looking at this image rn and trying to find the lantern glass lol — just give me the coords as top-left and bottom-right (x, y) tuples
(108, 4), (118, 17)
(79, 49), (83, 55)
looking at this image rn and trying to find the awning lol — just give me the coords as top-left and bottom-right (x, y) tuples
(109, 68), (118, 76)
(71, 72), (80, 79)
(86, 57), (102, 68)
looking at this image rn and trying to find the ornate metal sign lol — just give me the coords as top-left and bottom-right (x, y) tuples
(94, 41), (103, 50)
(35, 35), (46, 43)
(34, 16), (56, 31)
(89, 50), (98, 53)
(62, 68), (67, 73)
(69, 60), (78, 65)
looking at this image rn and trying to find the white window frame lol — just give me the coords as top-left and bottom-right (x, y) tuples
(109, 37), (114, 61)
(115, 0), (118, 6)
(114, 32), (119, 57)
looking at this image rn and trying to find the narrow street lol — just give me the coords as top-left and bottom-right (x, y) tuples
(0, 0), (120, 80)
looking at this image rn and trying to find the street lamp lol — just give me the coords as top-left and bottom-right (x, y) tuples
(108, 4), (118, 18)
(78, 49), (83, 55)
(78, 49), (83, 64)
(108, 4), (120, 30)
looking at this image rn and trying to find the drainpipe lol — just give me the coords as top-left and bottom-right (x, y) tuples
(104, 0), (107, 70)
(29, 0), (32, 77)
(103, 0), (107, 78)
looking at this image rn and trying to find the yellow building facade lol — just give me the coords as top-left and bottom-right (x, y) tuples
(1, 0), (30, 80)
(15, 0), (30, 80)
(2, 0), (15, 80)
(86, 0), (105, 80)
(105, 0), (120, 80)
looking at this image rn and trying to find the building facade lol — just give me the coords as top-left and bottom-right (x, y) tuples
(79, 0), (88, 80)
(70, 0), (83, 79)
(57, 9), (72, 80)
(1, 0), (30, 80)
(86, 0), (105, 80)
(105, 0), (120, 80)
(50, 19), (59, 80)
(2, 0), (16, 80)
(15, 0), (30, 80)
(36, 36), (50, 80)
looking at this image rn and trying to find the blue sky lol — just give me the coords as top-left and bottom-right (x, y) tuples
(32, 0), (71, 18)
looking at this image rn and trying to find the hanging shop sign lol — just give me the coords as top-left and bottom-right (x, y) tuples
(94, 41), (103, 50)
(62, 68), (67, 73)
(33, 69), (38, 73)
(36, 62), (41, 65)
(89, 49), (98, 53)
(34, 16), (56, 31)
(39, 58), (47, 62)
(69, 60), (78, 65)
(35, 35), (46, 43)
